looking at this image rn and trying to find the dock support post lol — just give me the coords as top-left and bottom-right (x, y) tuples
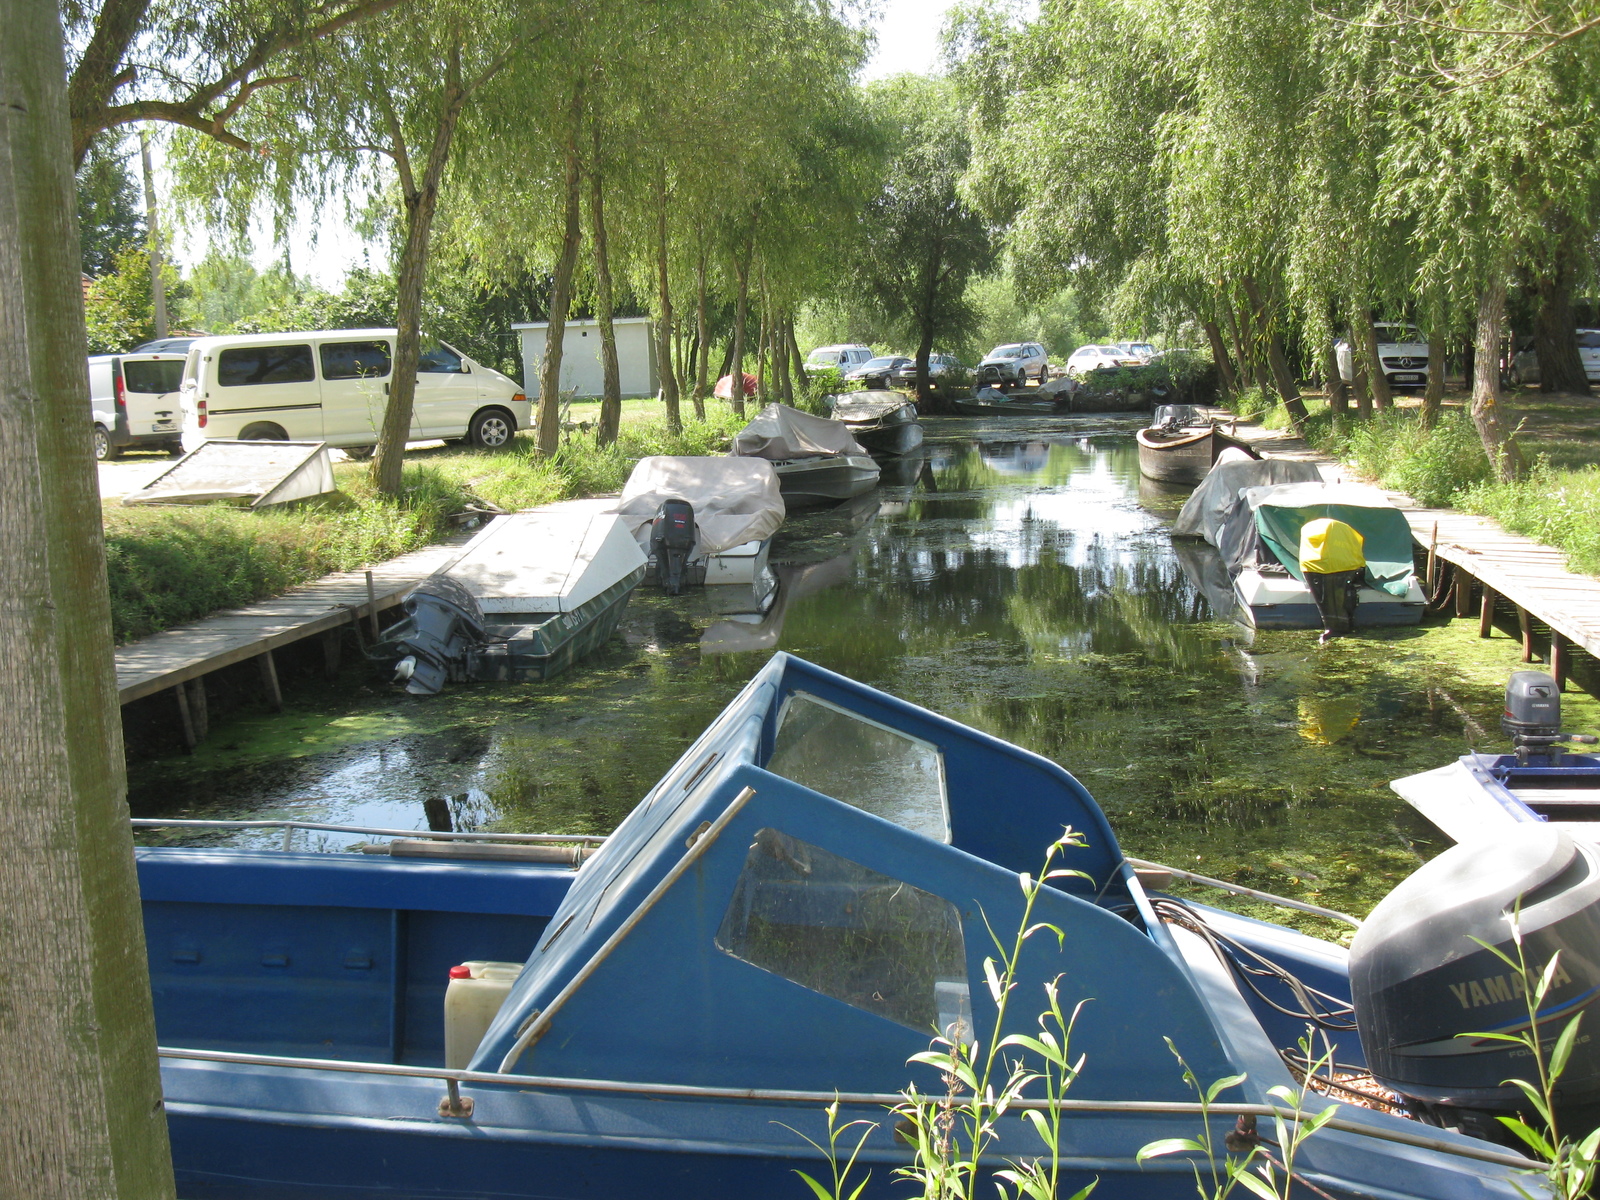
(1478, 587), (1497, 638)
(1519, 607), (1536, 663)
(365, 570), (380, 641)
(322, 630), (342, 680)
(1426, 523), (1438, 591)
(187, 676), (209, 742)
(258, 650), (283, 712)
(173, 682), (196, 752)
(1552, 633), (1569, 691)
(1453, 569), (1474, 618)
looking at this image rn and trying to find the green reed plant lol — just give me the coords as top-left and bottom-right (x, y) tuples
(1311, 408), (1489, 506)
(1465, 916), (1600, 1200)
(1459, 462), (1600, 578)
(1138, 1031), (1341, 1200)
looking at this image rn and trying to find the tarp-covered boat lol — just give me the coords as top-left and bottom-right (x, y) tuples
(612, 456), (785, 590)
(1175, 460), (1425, 629)
(144, 654), (1556, 1199)
(827, 392), (924, 457)
(368, 501), (646, 693)
(1136, 405), (1259, 484)
(732, 403), (880, 507)
(952, 385), (1070, 417)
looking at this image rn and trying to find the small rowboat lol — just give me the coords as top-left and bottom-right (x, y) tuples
(1136, 405), (1259, 484)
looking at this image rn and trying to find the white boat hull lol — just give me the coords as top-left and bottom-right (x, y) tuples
(1232, 567), (1427, 629)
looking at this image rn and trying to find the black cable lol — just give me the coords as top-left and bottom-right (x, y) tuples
(1154, 896), (1358, 1031)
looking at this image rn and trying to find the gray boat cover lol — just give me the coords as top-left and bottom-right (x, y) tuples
(732, 403), (867, 460)
(1172, 451), (1323, 544)
(612, 456), (786, 556)
(828, 393), (914, 424)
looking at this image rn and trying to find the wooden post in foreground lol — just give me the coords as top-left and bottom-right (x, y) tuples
(1478, 587), (1496, 638)
(0, 3), (176, 1195)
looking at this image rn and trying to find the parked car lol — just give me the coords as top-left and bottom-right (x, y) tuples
(177, 329), (530, 455)
(804, 344), (874, 372)
(1115, 341), (1157, 362)
(88, 351), (188, 460)
(1066, 345), (1142, 376)
(1334, 323), (1429, 391)
(132, 336), (201, 355)
(1512, 331), (1600, 386)
(842, 355), (912, 389)
(977, 342), (1049, 388)
(890, 353), (971, 390)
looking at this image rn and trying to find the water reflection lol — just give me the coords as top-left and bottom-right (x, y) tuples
(130, 415), (1558, 922)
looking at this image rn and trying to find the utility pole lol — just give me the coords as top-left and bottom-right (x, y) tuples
(138, 128), (169, 339)
(0, 2), (177, 1197)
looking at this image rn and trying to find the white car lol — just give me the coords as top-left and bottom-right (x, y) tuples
(977, 342), (1050, 388)
(88, 352), (187, 460)
(178, 329), (530, 455)
(1066, 345), (1142, 376)
(1334, 323), (1430, 391)
(1513, 330), (1600, 385)
(804, 344), (874, 372)
(1115, 341), (1156, 362)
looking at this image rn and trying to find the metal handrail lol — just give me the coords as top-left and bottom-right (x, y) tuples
(131, 818), (608, 845)
(153, 1045), (1534, 1170)
(1127, 857), (1363, 929)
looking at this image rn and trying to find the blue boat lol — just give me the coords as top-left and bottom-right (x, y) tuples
(140, 654), (1545, 1198)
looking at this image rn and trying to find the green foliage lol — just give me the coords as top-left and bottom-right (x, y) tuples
(103, 413), (745, 643)
(1312, 409), (1491, 506)
(966, 276), (1096, 361)
(83, 240), (184, 354)
(186, 253), (317, 334)
(795, 367), (848, 415)
(1459, 462), (1600, 577)
(76, 134), (143, 278)
(1226, 387), (1280, 423)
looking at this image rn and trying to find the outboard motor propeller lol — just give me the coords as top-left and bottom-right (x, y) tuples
(389, 574), (485, 695)
(1350, 826), (1600, 1141)
(649, 499), (697, 596)
(1504, 670), (1599, 764)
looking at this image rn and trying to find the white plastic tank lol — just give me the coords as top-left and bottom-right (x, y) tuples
(444, 960), (525, 1069)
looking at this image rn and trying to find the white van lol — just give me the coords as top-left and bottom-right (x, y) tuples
(804, 343), (874, 371)
(178, 329), (530, 455)
(88, 352), (187, 460)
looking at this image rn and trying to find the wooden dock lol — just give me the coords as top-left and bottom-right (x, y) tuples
(115, 537), (468, 746)
(1235, 424), (1600, 690)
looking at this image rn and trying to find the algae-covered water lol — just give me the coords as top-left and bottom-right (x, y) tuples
(128, 416), (1600, 934)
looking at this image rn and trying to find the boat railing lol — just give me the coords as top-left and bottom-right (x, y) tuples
(1126, 857), (1363, 929)
(151, 1044), (1530, 1170)
(131, 817), (607, 854)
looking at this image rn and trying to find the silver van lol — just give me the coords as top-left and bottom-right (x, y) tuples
(179, 329), (531, 455)
(88, 352), (187, 459)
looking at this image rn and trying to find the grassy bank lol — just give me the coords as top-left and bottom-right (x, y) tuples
(1227, 391), (1600, 577)
(106, 410), (747, 644)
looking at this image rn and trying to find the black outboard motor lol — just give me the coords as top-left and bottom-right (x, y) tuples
(1350, 825), (1600, 1140)
(649, 499), (696, 596)
(1504, 670), (1598, 764)
(390, 574), (485, 696)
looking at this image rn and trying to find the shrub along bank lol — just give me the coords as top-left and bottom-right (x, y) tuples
(1229, 397), (1600, 578)
(105, 412), (747, 644)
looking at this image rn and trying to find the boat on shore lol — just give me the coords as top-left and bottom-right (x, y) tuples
(1136, 405), (1259, 484)
(952, 383), (1072, 417)
(367, 501), (646, 694)
(827, 392), (924, 457)
(732, 403), (880, 507)
(1392, 670), (1600, 844)
(140, 653), (1564, 1198)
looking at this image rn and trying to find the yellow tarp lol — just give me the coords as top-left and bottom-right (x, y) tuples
(1298, 518), (1366, 575)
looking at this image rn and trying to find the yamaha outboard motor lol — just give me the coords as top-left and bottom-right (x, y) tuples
(1503, 670), (1598, 763)
(1350, 825), (1600, 1140)
(649, 499), (696, 596)
(390, 574), (485, 696)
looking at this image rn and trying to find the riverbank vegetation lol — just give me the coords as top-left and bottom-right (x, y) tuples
(104, 412), (743, 644)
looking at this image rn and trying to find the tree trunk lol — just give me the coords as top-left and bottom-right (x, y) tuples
(1471, 267), (1525, 482)
(727, 234), (753, 418)
(1321, 338), (1348, 416)
(1222, 293), (1256, 391)
(1421, 330), (1445, 430)
(787, 319), (809, 390)
(536, 139), (584, 458)
(691, 241), (709, 419)
(2, 7), (176, 1195)
(653, 162), (680, 434)
(1241, 274), (1309, 424)
(776, 311), (793, 405)
(373, 60), (468, 495)
(1534, 235), (1591, 395)
(1201, 317), (1236, 397)
(586, 139), (621, 448)
(137, 129), (168, 338)
(1357, 309), (1393, 410)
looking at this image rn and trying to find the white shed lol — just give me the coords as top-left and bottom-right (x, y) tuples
(514, 316), (658, 400)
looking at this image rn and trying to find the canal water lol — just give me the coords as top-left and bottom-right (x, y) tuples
(127, 415), (1600, 934)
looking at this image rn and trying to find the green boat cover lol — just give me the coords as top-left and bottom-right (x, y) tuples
(1245, 482), (1415, 597)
